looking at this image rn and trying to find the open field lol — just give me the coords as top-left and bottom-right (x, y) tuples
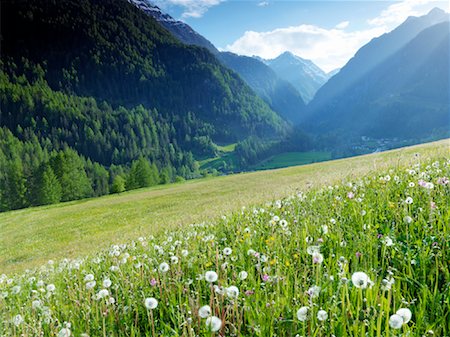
(252, 151), (332, 170)
(0, 139), (448, 275)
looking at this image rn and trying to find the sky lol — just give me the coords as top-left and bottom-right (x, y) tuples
(152, 0), (449, 72)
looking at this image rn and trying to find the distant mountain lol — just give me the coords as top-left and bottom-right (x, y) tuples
(309, 7), (449, 119)
(218, 53), (306, 123)
(131, 0), (306, 123)
(129, 0), (219, 54)
(264, 52), (329, 103)
(327, 68), (340, 78)
(306, 14), (449, 140)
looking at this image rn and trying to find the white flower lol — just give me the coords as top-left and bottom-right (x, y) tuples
(396, 308), (412, 324)
(84, 274), (95, 282)
(317, 310), (328, 321)
(205, 271), (218, 283)
(13, 314), (24, 326)
(383, 236), (393, 246)
(108, 297), (116, 305)
(181, 249), (189, 257)
(12, 285), (21, 294)
(306, 246), (320, 255)
(32, 300), (42, 309)
(226, 285), (239, 298)
(351, 272), (370, 289)
(103, 278), (112, 288)
(238, 271), (248, 280)
(170, 256), (179, 264)
(405, 197), (413, 204)
(96, 289), (109, 299)
(85, 281), (96, 289)
(389, 314), (403, 329)
(312, 252), (324, 264)
(46, 284), (56, 292)
(159, 262), (169, 273)
(144, 297), (158, 310)
(58, 328), (71, 337)
(307, 285), (321, 298)
(205, 316), (222, 332)
(223, 247), (232, 256)
(198, 305), (212, 318)
(296, 306), (309, 321)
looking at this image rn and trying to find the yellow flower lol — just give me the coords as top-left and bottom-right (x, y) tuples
(270, 259), (277, 265)
(205, 262), (213, 267)
(285, 261), (290, 267)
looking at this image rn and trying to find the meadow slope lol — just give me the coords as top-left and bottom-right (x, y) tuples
(0, 139), (448, 274)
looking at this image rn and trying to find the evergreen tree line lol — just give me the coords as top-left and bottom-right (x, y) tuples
(0, 128), (187, 212)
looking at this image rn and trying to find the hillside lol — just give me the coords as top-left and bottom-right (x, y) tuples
(306, 8), (449, 141)
(1, 139), (449, 336)
(0, 0), (288, 212)
(1, 139), (447, 274)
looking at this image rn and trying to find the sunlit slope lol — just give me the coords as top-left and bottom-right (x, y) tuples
(0, 139), (448, 274)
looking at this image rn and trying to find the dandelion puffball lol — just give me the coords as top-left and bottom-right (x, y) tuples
(296, 306), (309, 321)
(396, 308), (412, 324)
(317, 310), (328, 321)
(205, 271), (218, 283)
(351, 271), (370, 289)
(389, 314), (403, 329)
(238, 271), (248, 280)
(144, 297), (158, 310)
(226, 285), (239, 298)
(159, 262), (169, 273)
(205, 316), (222, 332)
(198, 305), (212, 318)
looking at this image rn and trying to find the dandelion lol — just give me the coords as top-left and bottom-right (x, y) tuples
(312, 252), (324, 264)
(159, 262), (169, 273)
(383, 236), (393, 246)
(205, 316), (222, 332)
(198, 305), (212, 318)
(223, 247), (232, 255)
(389, 314), (403, 329)
(296, 306), (309, 321)
(13, 314), (24, 326)
(405, 197), (413, 204)
(103, 278), (112, 288)
(238, 271), (248, 280)
(47, 284), (56, 292)
(84, 274), (95, 282)
(58, 328), (71, 337)
(181, 249), (189, 257)
(144, 297), (158, 310)
(32, 300), (42, 309)
(12, 285), (21, 294)
(351, 272), (370, 289)
(226, 285), (239, 298)
(317, 310), (328, 321)
(96, 289), (109, 299)
(170, 256), (179, 264)
(205, 271), (218, 283)
(85, 281), (96, 289)
(307, 285), (321, 298)
(396, 308), (412, 323)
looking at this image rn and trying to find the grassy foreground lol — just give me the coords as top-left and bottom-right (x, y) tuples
(0, 139), (448, 275)
(0, 140), (449, 336)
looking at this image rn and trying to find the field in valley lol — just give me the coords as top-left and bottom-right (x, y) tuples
(0, 139), (449, 336)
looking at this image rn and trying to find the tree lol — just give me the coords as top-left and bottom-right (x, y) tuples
(32, 163), (62, 206)
(126, 157), (158, 190)
(0, 159), (27, 211)
(111, 175), (126, 194)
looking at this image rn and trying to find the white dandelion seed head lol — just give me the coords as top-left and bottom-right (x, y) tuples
(12, 285), (21, 294)
(205, 271), (218, 283)
(383, 237), (394, 247)
(238, 271), (248, 280)
(405, 197), (413, 204)
(205, 316), (222, 332)
(32, 300), (42, 309)
(198, 305), (212, 318)
(85, 281), (96, 290)
(223, 247), (232, 256)
(159, 262), (170, 273)
(296, 306), (309, 321)
(46, 284), (56, 292)
(84, 274), (95, 282)
(226, 285), (239, 298)
(13, 314), (24, 326)
(317, 310), (328, 321)
(306, 246), (320, 255)
(307, 285), (321, 298)
(396, 308), (412, 324)
(389, 314), (403, 329)
(351, 272), (370, 289)
(96, 289), (109, 300)
(103, 278), (112, 288)
(181, 249), (189, 257)
(312, 252), (324, 264)
(170, 256), (179, 264)
(144, 297), (158, 310)
(58, 327), (71, 337)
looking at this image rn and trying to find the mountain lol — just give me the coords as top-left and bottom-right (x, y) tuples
(308, 8), (449, 121)
(218, 52), (306, 123)
(0, 0), (288, 211)
(129, 0), (219, 54)
(264, 52), (329, 103)
(306, 15), (449, 140)
(130, 0), (306, 123)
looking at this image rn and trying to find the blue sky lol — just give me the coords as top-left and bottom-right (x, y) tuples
(152, 1), (449, 71)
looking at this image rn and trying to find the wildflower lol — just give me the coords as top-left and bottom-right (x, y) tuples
(13, 314), (24, 326)
(226, 285), (239, 298)
(58, 328), (71, 337)
(405, 197), (413, 204)
(32, 300), (42, 309)
(223, 247), (232, 256)
(96, 289), (109, 299)
(170, 256), (179, 264)
(351, 272), (370, 289)
(383, 236), (393, 246)
(85, 281), (96, 289)
(205, 316), (222, 332)
(144, 297), (158, 310)
(47, 284), (56, 292)
(159, 262), (170, 273)
(307, 285), (321, 298)
(150, 278), (157, 286)
(103, 278), (112, 288)
(317, 310), (328, 321)
(347, 192), (354, 199)
(312, 252), (324, 264)
(198, 305), (212, 318)
(307, 246), (320, 255)
(12, 285), (21, 294)
(181, 249), (189, 257)
(296, 306), (309, 321)
(205, 271), (218, 283)
(396, 308), (412, 323)
(84, 274), (95, 282)
(239, 271), (248, 280)
(262, 274), (270, 282)
(389, 314), (403, 329)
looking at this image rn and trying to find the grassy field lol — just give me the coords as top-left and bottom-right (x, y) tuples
(1, 139), (449, 336)
(0, 139), (448, 275)
(252, 151), (332, 170)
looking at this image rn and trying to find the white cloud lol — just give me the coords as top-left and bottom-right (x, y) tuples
(154, 0), (223, 18)
(225, 24), (385, 72)
(224, 0), (448, 72)
(258, 1), (269, 7)
(335, 21), (350, 29)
